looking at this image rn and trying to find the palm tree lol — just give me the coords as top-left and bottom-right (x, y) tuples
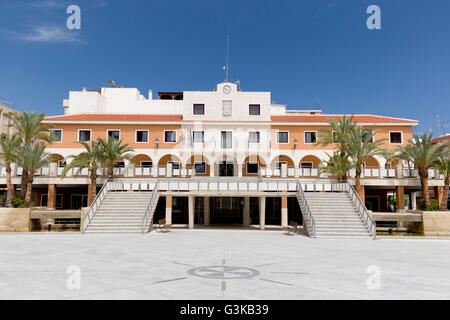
(14, 142), (51, 207)
(7, 112), (55, 196)
(317, 115), (355, 151)
(379, 149), (396, 169)
(345, 125), (385, 195)
(317, 116), (385, 196)
(397, 133), (446, 208)
(61, 139), (104, 206)
(100, 138), (134, 179)
(0, 135), (21, 207)
(319, 151), (352, 181)
(436, 153), (450, 211)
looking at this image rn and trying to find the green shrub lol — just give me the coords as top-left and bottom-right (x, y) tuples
(388, 196), (408, 207)
(418, 198), (439, 211)
(12, 194), (26, 208)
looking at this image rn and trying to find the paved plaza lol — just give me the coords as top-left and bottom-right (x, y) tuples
(0, 230), (449, 299)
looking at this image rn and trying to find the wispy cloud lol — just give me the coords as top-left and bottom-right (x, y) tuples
(31, 1), (66, 9)
(12, 25), (86, 44)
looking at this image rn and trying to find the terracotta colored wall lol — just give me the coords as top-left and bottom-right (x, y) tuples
(47, 124), (182, 149)
(270, 125), (413, 150)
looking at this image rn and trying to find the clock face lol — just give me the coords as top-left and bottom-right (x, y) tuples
(223, 85), (231, 94)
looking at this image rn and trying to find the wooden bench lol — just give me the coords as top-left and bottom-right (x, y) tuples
(283, 221), (299, 234)
(155, 218), (172, 232)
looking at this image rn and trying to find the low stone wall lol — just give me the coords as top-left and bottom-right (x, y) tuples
(409, 211), (450, 235)
(0, 208), (30, 232)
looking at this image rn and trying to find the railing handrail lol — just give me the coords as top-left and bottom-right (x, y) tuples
(345, 181), (377, 239)
(82, 179), (111, 232)
(296, 182), (315, 238)
(142, 181), (159, 233)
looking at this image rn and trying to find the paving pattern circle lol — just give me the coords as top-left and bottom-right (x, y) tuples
(187, 265), (260, 279)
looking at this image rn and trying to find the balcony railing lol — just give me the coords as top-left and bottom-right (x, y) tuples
(0, 165), (445, 181)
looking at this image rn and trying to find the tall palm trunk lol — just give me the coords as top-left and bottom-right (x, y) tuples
(88, 170), (97, 206)
(440, 175), (449, 211)
(419, 170), (430, 208)
(20, 171), (28, 196)
(5, 165), (13, 208)
(107, 167), (113, 180)
(355, 170), (361, 194)
(24, 175), (33, 207)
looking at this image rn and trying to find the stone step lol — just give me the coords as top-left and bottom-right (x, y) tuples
(316, 225), (368, 230)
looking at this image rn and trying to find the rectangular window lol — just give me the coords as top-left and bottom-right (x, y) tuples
(164, 130), (177, 143)
(193, 131), (204, 142)
(221, 131), (232, 149)
(301, 162), (313, 169)
(169, 161), (180, 169)
(136, 130), (148, 143)
(140, 161), (153, 168)
(78, 130), (91, 142)
(390, 132), (402, 144)
(107, 130), (120, 140)
(194, 162), (206, 174)
(249, 131), (260, 143)
(246, 162), (259, 174)
(2, 115), (8, 125)
(249, 104), (261, 115)
(51, 129), (62, 142)
(114, 162), (125, 168)
(193, 104), (205, 115)
(277, 131), (289, 144)
(41, 194), (63, 209)
(58, 160), (66, 168)
(275, 161), (287, 170)
(304, 131), (317, 144)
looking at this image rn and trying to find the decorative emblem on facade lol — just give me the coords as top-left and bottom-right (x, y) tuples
(222, 100), (232, 117)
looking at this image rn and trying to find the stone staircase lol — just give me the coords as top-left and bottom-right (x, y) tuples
(305, 192), (372, 238)
(85, 192), (157, 233)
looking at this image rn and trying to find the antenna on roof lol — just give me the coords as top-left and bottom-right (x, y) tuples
(223, 23), (230, 82)
(314, 99), (321, 110)
(108, 79), (123, 88)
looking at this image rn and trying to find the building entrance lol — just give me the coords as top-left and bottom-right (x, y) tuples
(210, 197), (242, 224)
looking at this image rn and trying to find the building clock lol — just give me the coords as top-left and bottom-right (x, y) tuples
(223, 85), (231, 94)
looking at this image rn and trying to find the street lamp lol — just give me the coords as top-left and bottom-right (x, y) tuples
(155, 137), (159, 149)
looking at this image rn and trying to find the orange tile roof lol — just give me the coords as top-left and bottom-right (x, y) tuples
(43, 114), (183, 122)
(432, 134), (450, 144)
(271, 115), (418, 124)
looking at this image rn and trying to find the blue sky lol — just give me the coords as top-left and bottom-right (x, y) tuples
(0, 0), (449, 135)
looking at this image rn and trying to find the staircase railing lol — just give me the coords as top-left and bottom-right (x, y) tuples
(82, 179), (112, 232)
(142, 181), (159, 233)
(296, 182), (315, 238)
(344, 181), (377, 239)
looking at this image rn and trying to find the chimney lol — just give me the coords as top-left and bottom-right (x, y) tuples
(148, 89), (153, 100)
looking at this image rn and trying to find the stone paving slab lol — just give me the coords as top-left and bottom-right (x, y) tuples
(0, 230), (449, 299)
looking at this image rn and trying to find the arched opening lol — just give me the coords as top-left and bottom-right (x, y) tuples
(158, 154), (182, 176)
(186, 155), (210, 176)
(49, 154), (66, 168)
(299, 155), (321, 169)
(133, 154), (153, 168)
(364, 156), (380, 168)
(242, 155), (266, 176)
(157, 154), (182, 167)
(270, 155), (294, 168)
